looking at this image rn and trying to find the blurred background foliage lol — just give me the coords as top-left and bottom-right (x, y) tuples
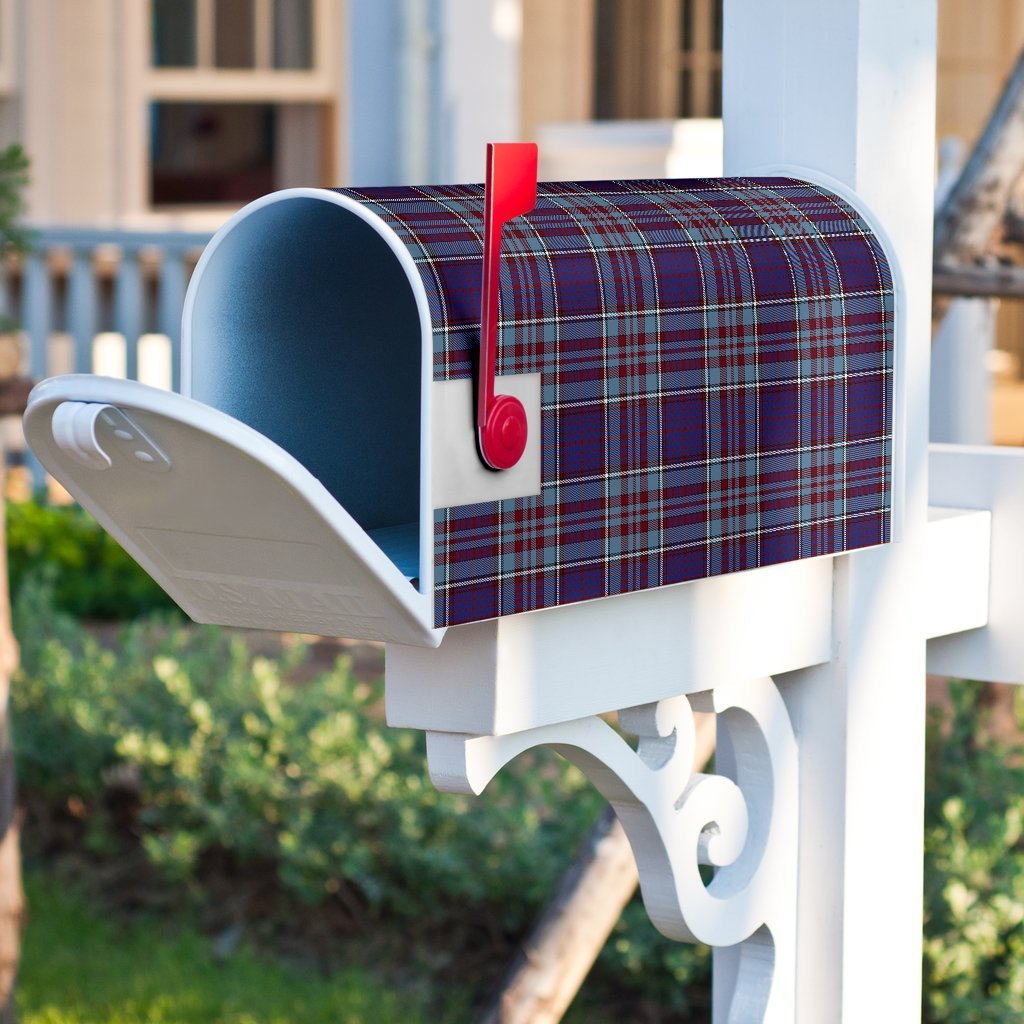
(10, 497), (1024, 1021)
(10, 498), (710, 1022)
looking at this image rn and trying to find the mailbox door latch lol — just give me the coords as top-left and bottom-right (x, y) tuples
(52, 402), (172, 474)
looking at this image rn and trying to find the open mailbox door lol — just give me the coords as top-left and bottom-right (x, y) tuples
(23, 375), (442, 647)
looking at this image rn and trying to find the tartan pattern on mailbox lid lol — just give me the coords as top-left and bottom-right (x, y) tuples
(339, 178), (895, 629)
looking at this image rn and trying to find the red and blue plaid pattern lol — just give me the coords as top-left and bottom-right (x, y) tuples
(339, 178), (895, 629)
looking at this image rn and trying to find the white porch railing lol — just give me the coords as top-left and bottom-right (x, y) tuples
(4, 226), (212, 392)
(1, 226), (212, 485)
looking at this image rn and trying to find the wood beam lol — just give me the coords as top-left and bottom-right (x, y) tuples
(935, 48), (1024, 265)
(933, 263), (1024, 298)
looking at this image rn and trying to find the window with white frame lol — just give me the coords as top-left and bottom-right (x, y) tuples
(152, 0), (315, 71)
(146, 0), (336, 208)
(594, 0), (722, 120)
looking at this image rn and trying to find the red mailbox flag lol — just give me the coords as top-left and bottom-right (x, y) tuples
(478, 142), (538, 470)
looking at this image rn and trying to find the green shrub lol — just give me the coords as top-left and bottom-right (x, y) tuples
(12, 575), (711, 1015)
(12, 575), (577, 913)
(590, 900), (711, 1020)
(7, 499), (179, 619)
(922, 681), (1024, 1023)
(0, 142), (31, 257)
(26, 560), (1024, 1020)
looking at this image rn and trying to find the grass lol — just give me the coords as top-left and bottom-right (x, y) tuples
(17, 873), (462, 1024)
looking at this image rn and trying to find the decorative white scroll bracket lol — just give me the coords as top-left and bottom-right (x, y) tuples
(426, 675), (798, 1024)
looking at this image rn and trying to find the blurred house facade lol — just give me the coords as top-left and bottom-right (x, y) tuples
(4, 0), (341, 230)
(0, 0), (1021, 447)
(0, 0), (1019, 228)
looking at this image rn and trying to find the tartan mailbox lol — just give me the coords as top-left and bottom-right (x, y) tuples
(23, 151), (897, 651)
(23, 146), (907, 1016)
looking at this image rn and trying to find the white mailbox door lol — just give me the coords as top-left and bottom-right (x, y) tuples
(23, 375), (441, 647)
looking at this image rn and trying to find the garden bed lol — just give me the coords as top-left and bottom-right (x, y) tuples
(12, 498), (1024, 1022)
(12, 566), (711, 1023)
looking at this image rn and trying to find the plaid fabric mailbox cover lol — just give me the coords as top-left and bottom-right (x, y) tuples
(340, 177), (895, 630)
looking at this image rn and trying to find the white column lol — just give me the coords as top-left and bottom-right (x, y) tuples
(345, 0), (521, 186)
(343, 1), (404, 184)
(722, 2), (936, 1021)
(930, 298), (995, 444)
(438, 0), (522, 182)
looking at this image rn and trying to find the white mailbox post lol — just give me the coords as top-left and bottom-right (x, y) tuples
(23, 1), (1019, 1021)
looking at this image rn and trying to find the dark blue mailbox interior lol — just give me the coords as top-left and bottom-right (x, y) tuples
(185, 195), (423, 574)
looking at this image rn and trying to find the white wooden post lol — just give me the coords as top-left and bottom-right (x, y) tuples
(931, 136), (995, 447)
(723, 2), (936, 1019)
(931, 298), (995, 444)
(438, 0), (522, 181)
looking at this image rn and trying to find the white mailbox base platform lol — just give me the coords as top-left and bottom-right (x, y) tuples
(387, 559), (833, 736)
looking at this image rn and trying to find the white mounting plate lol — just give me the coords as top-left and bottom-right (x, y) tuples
(928, 443), (1024, 683)
(24, 375), (442, 647)
(387, 555), (833, 735)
